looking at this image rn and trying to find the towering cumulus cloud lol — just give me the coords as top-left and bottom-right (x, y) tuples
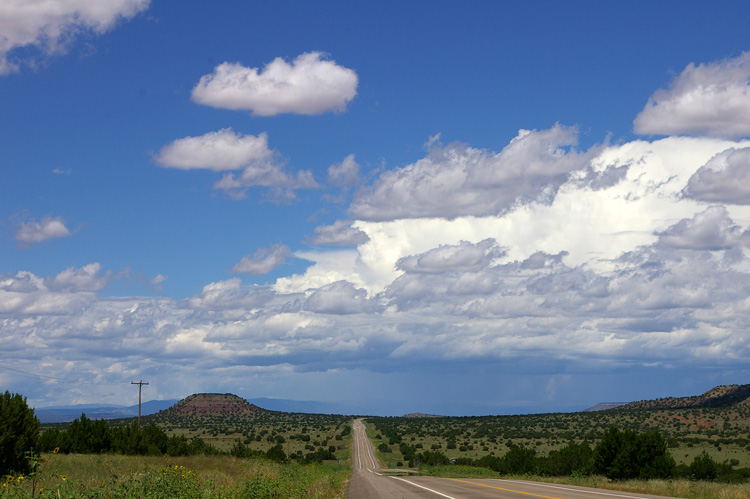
(191, 52), (358, 116)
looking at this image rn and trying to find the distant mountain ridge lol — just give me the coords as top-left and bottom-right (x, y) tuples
(617, 384), (750, 411)
(34, 399), (178, 423)
(582, 402), (628, 412)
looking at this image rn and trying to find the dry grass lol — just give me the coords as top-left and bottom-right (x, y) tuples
(524, 475), (750, 499)
(4, 452), (350, 499)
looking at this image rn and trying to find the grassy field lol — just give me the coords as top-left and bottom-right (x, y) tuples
(2, 452), (350, 498)
(144, 411), (352, 456)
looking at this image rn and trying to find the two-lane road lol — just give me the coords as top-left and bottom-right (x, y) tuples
(346, 418), (678, 499)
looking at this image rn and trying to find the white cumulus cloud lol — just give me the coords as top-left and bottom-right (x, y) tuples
(350, 124), (593, 221)
(155, 129), (317, 199)
(304, 281), (381, 315)
(230, 244), (290, 275)
(47, 263), (110, 292)
(397, 239), (504, 274)
(328, 154), (360, 188)
(634, 52), (750, 139)
(13, 216), (71, 245)
(309, 221), (369, 246)
(683, 147), (750, 204)
(0, 0), (150, 74)
(191, 52), (358, 116)
(155, 129), (272, 171)
(656, 206), (750, 250)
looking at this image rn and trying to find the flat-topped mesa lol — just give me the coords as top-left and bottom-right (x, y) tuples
(156, 393), (268, 418)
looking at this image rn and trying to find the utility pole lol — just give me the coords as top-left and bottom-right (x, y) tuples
(131, 380), (149, 429)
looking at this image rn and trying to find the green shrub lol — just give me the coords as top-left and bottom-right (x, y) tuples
(690, 451), (717, 481)
(593, 426), (675, 480)
(0, 391), (39, 476)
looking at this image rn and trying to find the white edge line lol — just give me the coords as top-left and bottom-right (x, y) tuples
(390, 476), (460, 499)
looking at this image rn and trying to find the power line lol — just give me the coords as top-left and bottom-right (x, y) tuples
(131, 380), (149, 428)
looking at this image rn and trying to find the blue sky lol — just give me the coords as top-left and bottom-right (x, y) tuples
(2, 0), (750, 416)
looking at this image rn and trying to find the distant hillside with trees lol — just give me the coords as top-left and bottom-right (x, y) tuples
(618, 384), (750, 410)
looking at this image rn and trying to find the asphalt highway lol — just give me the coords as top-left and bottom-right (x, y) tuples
(346, 418), (678, 499)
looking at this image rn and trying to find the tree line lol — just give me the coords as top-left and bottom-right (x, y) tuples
(38, 414), (220, 457)
(400, 426), (749, 482)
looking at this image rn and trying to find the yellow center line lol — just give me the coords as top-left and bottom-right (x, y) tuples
(446, 478), (564, 499)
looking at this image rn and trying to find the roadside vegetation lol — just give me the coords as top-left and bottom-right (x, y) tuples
(1, 391), (351, 498)
(1, 452), (349, 498)
(364, 407), (750, 499)
(366, 403), (750, 471)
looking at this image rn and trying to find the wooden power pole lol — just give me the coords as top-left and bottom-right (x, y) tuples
(131, 380), (149, 429)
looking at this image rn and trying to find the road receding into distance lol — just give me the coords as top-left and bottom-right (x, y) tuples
(346, 418), (678, 499)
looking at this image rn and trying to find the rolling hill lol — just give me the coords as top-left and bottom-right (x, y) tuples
(617, 384), (750, 410)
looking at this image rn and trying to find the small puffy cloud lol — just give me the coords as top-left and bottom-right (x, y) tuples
(634, 52), (750, 139)
(155, 129), (317, 199)
(521, 251), (568, 269)
(397, 239), (504, 274)
(657, 206), (750, 251)
(230, 244), (290, 275)
(14, 216), (71, 245)
(187, 278), (274, 310)
(47, 263), (109, 292)
(213, 163), (317, 201)
(310, 220), (369, 246)
(0, 0), (150, 74)
(350, 124), (592, 221)
(304, 280), (380, 315)
(155, 129), (272, 171)
(191, 52), (358, 116)
(683, 147), (750, 204)
(328, 154), (360, 188)
(151, 274), (167, 286)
